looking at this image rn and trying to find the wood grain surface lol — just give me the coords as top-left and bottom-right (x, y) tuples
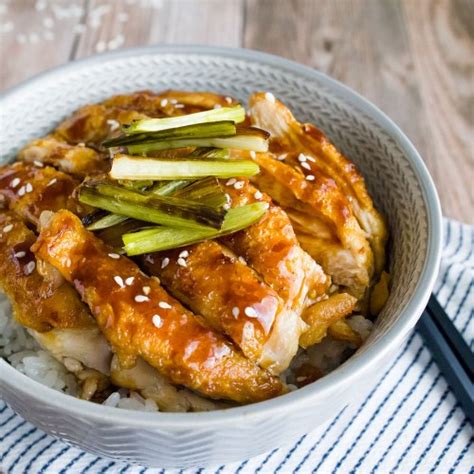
(0, 0), (472, 223)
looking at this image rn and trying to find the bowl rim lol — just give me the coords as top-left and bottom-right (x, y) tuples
(0, 44), (442, 427)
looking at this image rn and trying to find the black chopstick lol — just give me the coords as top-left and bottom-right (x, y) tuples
(416, 295), (474, 425)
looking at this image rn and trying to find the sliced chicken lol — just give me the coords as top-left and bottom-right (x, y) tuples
(221, 178), (330, 310)
(0, 211), (111, 397)
(299, 293), (358, 348)
(248, 92), (387, 276)
(0, 162), (88, 226)
(18, 135), (108, 177)
(55, 104), (147, 147)
(142, 240), (301, 374)
(103, 90), (239, 116)
(33, 210), (283, 403)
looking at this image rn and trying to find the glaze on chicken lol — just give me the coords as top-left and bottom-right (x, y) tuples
(0, 90), (389, 409)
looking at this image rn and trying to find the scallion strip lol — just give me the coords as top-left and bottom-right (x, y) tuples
(109, 155), (259, 180)
(104, 121), (236, 147)
(78, 187), (222, 230)
(87, 213), (129, 231)
(123, 106), (245, 135)
(126, 128), (269, 154)
(122, 202), (268, 255)
(86, 180), (193, 231)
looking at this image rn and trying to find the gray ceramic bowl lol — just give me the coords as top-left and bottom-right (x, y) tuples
(0, 46), (442, 468)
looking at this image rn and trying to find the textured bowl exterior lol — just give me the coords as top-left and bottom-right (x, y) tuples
(0, 46), (442, 468)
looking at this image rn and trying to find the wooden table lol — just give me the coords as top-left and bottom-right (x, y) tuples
(1, 0), (472, 223)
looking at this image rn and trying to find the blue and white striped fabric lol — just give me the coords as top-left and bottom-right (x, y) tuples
(1, 219), (473, 473)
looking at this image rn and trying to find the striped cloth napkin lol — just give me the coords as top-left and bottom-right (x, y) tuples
(1, 219), (472, 474)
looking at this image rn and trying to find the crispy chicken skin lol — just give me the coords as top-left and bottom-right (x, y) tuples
(33, 210), (283, 403)
(0, 211), (112, 381)
(221, 178), (330, 309)
(239, 153), (373, 298)
(142, 240), (299, 374)
(18, 135), (108, 177)
(248, 92), (387, 277)
(0, 162), (88, 226)
(0, 211), (94, 333)
(103, 90), (239, 115)
(55, 104), (147, 147)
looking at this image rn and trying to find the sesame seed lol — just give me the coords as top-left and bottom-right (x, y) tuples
(238, 256), (246, 265)
(161, 257), (170, 269)
(174, 104), (184, 108)
(14, 251), (26, 258)
(152, 314), (163, 328)
(225, 193), (231, 203)
(225, 96), (233, 104)
(177, 258), (187, 267)
(114, 276), (125, 288)
(265, 92), (276, 103)
(160, 98), (168, 107)
(233, 181), (244, 190)
(78, 142), (85, 147)
(33, 160), (44, 167)
(142, 286), (151, 295)
(47, 178), (57, 187)
(223, 203), (231, 210)
(244, 306), (258, 318)
(306, 175), (315, 181)
(306, 155), (316, 162)
(65, 258), (72, 268)
(301, 162), (311, 170)
(125, 276), (134, 286)
(250, 151), (256, 159)
(226, 178), (236, 186)
(159, 301), (172, 309)
(18, 186), (26, 197)
(262, 203), (270, 210)
(213, 104), (222, 109)
(135, 295), (150, 303)
(170, 99), (178, 104)
(296, 376), (307, 382)
(178, 250), (189, 259)
(277, 155), (286, 161)
(25, 183), (33, 193)
(108, 253), (120, 259)
(106, 119), (120, 131)
(3, 224), (13, 233)
(24, 261), (36, 275)
(298, 153), (307, 162)
(10, 178), (20, 188)
(254, 190), (263, 200)
(232, 307), (240, 318)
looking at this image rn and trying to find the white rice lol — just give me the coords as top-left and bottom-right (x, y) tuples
(0, 291), (373, 411)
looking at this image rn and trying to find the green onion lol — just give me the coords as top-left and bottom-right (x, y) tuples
(87, 213), (129, 231)
(78, 186), (224, 230)
(109, 155), (259, 180)
(123, 106), (245, 135)
(117, 179), (154, 191)
(86, 180), (194, 232)
(173, 177), (226, 209)
(148, 180), (191, 196)
(126, 127), (269, 154)
(104, 121), (236, 147)
(122, 202), (268, 255)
